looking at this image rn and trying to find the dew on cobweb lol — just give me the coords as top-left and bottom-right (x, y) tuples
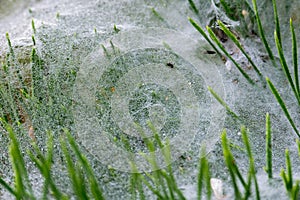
(73, 28), (227, 172)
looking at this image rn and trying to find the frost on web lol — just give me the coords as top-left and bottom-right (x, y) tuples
(73, 28), (226, 172)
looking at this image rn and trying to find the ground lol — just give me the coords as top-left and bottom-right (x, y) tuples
(0, 0), (300, 199)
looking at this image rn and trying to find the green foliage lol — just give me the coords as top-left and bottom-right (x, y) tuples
(251, 0), (277, 68)
(217, 20), (262, 79)
(266, 77), (299, 137)
(207, 86), (238, 118)
(280, 149), (300, 199)
(1, 0), (300, 199)
(197, 148), (211, 200)
(264, 113), (272, 179)
(221, 127), (261, 200)
(189, 0), (300, 138)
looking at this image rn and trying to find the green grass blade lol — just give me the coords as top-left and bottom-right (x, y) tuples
(159, 170), (186, 200)
(28, 132), (65, 199)
(138, 130), (169, 198)
(64, 130), (104, 200)
(207, 86), (239, 118)
(129, 162), (146, 200)
(264, 113), (273, 179)
(219, 0), (233, 19)
(0, 177), (17, 197)
(281, 149), (295, 197)
(274, 31), (300, 105)
(290, 18), (299, 97)
(140, 174), (165, 199)
(188, 0), (199, 15)
(266, 77), (299, 137)
(6, 33), (15, 59)
(297, 139), (300, 158)
(241, 126), (260, 200)
(60, 137), (88, 200)
(292, 181), (300, 200)
(197, 148), (211, 200)
(188, 18), (222, 56)
(31, 19), (36, 34)
(6, 125), (35, 199)
(217, 20), (262, 77)
(197, 156), (204, 200)
(151, 7), (166, 23)
(285, 149), (293, 190)
(272, 0), (281, 46)
(252, 0), (277, 68)
(280, 168), (289, 192)
(221, 130), (242, 199)
(206, 26), (256, 85)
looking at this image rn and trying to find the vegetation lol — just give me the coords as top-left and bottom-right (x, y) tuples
(0, 0), (299, 199)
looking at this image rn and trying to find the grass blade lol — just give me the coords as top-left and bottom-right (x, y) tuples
(251, 0), (277, 68)
(6, 124), (35, 199)
(297, 139), (300, 158)
(221, 130), (242, 199)
(285, 149), (293, 190)
(0, 177), (17, 197)
(197, 148), (211, 200)
(241, 126), (260, 200)
(188, 18), (222, 56)
(31, 19), (36, 34)
(264, 113), (273, 179)
(64, 130), (104, 200)
(188, 0), (199, 15)
(207, 86), (239, 118)
(60, 136), (89, 200)
(217, 20), (262, 78)
(280, 149), (294, 196)
(272, 0), (281, 47)
(6, 33), (15, 59)
(274, 31), (300, 105)
(266, 77), (299, 137)
(206, 26), (256, 85)
(129, 162), (146, 200)
(290, 18), (299, 97)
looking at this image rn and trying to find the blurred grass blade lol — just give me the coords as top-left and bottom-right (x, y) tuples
(221, 130), (242, 199)
(266, 77), (299, 137)
(64, 130), (104, 200)
(292, 181), (300, 200)
(188, 0), (199, 15)
(137, 130), (169, 198)
(0, 177), (17, 197)
(206, 26), (256, 85)
(217, 20), (262, 78)
(275, 31), (300, 105)
(129, 162), (145, 200)
(207, 86), (239, 118)
(60, 136), (89, 199)
(188, 18), (222, 56)
(252, 0), (277, 68)
(241, 126), (260, 200)
(31, 19), (36, 34)
(280, 149), (294, 197)
(140, 173), (165, 199)
(6, 33), (15, 59)
(7, 124), (35, 199)
(27, 132), (65, 199)
(297, 139), (300, 158)
(197, 148), (211, 200)
(264, 113), (273, 179)
(290, 18), (299, 97)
